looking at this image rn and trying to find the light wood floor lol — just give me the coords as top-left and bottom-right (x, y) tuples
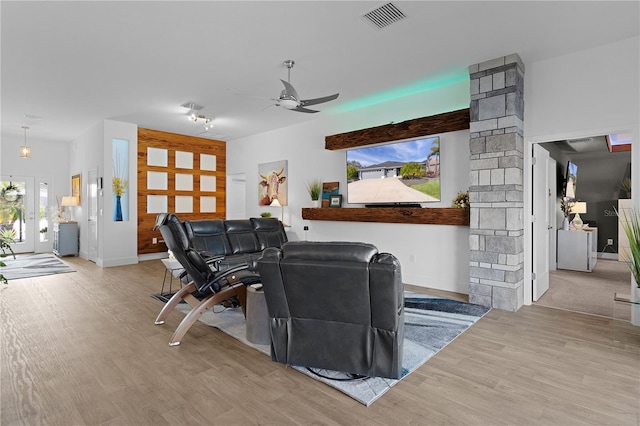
(1, 256), (639, 425)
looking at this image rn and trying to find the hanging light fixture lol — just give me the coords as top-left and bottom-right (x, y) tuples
(19, 126), (31, 158)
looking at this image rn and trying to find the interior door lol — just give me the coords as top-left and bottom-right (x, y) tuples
(532, 145), (551, 300)
(226, 173), (246, 219)
(87, 168), (99, 262)
(0, 176), (35, 253)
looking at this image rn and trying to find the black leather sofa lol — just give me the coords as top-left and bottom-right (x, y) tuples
(184, 217), (288, 270)
(257, 241), (405, 379)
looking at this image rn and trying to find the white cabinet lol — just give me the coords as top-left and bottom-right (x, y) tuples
(53, 222), (78, 257)
(618, 199), (632, 263)
(557, 228), (598, 272)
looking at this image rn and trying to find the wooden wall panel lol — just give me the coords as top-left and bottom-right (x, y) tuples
(325, 108), (470, 150)
(138, 128), (226, 255)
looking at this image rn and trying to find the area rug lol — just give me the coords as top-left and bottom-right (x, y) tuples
(0, 253), (76, 280)
(173, 291), (491, 406)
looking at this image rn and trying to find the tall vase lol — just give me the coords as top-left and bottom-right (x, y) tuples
(115, 195), (123, 222)
(562, 217), (569, 230)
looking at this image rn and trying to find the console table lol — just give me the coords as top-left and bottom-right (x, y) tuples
(557, 228), (598, 272)
(53, 222), (78, 257)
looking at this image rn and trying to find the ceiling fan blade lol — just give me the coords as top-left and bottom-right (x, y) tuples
(300, 93), (339, 107)
(280, 79), (300, 101)
(292, 106), (320, 113)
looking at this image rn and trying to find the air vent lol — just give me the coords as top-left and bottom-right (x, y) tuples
(362, 3), (406, 29)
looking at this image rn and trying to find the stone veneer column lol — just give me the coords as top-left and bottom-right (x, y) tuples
(468, 54), (525, 311)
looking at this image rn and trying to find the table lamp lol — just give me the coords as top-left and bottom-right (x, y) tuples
(270, 198), (287, 226)
(570, 201), (587, 228)
(61, 196), (79, 222)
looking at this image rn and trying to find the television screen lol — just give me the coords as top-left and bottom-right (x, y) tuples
(346, 136), (441, 205)
(565, 161), (578, 200)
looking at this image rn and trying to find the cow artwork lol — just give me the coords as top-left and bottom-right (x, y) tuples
(258, 160), (288, 206)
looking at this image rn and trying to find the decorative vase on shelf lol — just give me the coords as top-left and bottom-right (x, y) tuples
(562, 217), (569, 230)
(311, 199), (319, 208)
(115, 195), (123, 221)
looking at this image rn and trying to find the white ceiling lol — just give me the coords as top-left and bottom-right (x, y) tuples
(2, 1), (638, 145)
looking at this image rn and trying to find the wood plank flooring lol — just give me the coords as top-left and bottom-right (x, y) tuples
(1, 257), (639, 425)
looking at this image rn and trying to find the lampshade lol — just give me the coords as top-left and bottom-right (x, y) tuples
(20, 126), (31, 158)
(19, 146), (31, 158)
(270, 199), (282, 207)
(61, 196), (79, 207)
(570, 202), (587, 214)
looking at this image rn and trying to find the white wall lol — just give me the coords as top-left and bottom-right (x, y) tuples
(101, 120), (138, 267)
(525, 36), (639, 141)
(228, 80), (472, 293)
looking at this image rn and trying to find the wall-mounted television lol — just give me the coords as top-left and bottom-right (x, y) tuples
(564, 161), (578, 200)
(346, 136), (441, 206)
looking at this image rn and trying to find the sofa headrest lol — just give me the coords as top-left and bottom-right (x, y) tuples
(281, 241), (379, 263)
(250, 217), (282, 231)
(184, 219), (226, 238)
(224, 220), (254, 233)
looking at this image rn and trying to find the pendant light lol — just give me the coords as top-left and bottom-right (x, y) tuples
(19, 126), (31, 158)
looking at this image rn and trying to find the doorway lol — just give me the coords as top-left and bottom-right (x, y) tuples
(531, 134), (632, 317)
(0, 175), (49, 254)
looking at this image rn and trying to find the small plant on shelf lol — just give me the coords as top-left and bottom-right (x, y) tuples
(306, 180), (322, 202)
(452, 191), (469, 208)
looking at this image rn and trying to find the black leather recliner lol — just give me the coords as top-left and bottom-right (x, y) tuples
(154, 213), (260, 346)
(257, 241), (405, 379)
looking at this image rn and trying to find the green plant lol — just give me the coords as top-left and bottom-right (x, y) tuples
(306, 180), (322, 201)
(0, 235), (15, 285)
(260, 211), (272, 218)
(452, 191), (470, 208)
(621, 177), (632, 198)
(618, 207), (640, 287)
(560, 198), (574, 218)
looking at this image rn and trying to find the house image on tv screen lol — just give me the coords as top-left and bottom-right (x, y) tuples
(346, 136), (441, 204)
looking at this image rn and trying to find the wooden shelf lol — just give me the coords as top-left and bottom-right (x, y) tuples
(301, 207), (470, 226)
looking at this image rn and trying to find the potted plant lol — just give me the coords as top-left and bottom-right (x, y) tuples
(0, 231), (16, 285)
(618, 208), (640, 294)
(621, 177), (631, 198)
(307, 180), (322, 208)
(560, 198), (573, 230)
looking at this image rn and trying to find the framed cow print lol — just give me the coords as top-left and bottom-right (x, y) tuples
(258, 160), (288, 206)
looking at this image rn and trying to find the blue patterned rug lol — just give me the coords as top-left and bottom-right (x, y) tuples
(0, 253), (76, 280)
(173, 291), (491, 406)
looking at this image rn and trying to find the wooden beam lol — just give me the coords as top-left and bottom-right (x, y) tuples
(325, 108), (470, 150)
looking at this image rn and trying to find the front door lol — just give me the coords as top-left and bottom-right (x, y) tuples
(0, 176), (36, 253)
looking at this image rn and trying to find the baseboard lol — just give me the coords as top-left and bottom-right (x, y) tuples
(598, 252), (618, 260)
(138, 252), (168, 262)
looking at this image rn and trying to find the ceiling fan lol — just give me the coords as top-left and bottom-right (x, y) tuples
(267, 60), (339, 113)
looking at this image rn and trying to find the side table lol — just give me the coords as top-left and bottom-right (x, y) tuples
(160, 258), (184, 296)
(245, 283), (271, 345)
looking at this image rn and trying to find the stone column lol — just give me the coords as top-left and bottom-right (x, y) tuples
(468, 54), (525, 311)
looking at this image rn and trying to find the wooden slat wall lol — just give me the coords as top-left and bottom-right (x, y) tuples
(138, 128), (226, 255)
(325, 108), (470, 150)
